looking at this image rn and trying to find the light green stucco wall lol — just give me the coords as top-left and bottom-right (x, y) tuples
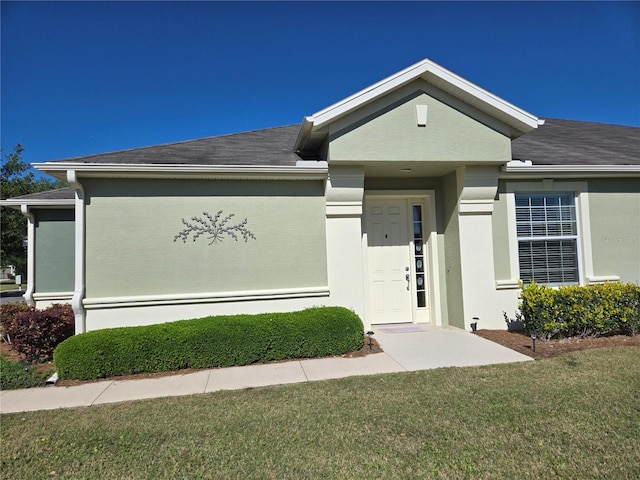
(83, 178), (328, 298)
(588, 179), (640, 284)
(492, 181), (511, 280)
(328, 80), (511, 163)
(492, 178), (640, 285)
(34, 209), (75, 293)
(442, 171), (464, 328)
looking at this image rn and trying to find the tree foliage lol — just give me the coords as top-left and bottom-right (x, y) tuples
(1, 144), (66, 274)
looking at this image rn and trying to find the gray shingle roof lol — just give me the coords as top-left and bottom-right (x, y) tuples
(45, 119), (639, 168)
(7, 188), (75, 200)
(512, 119), (640, 165)
(51, 125), (303, 166)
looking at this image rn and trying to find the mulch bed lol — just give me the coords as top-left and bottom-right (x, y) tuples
(474, 329), (640, 359)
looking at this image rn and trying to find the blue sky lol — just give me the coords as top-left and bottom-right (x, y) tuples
(1, 1), (639, 170)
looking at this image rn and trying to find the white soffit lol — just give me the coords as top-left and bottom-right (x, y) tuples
(299, 58), (541, 143)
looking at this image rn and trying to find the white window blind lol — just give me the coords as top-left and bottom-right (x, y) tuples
(515, 192), (579, 285)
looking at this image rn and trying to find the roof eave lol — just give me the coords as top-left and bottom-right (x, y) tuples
(500, 162), (640, 179)
(0, 198), (75, 209)
(293, 116), (314, 153)
(34, 162), (328, 181)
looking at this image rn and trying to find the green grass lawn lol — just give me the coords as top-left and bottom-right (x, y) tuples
(0, 283), (23, 293)
(1, 347), (639, 479)
(0, 357), (54, 390)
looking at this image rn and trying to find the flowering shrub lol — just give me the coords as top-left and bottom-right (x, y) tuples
(519, 282), (639, 339)
(0, 303), (74, 362)
(0, 302), (31, 341)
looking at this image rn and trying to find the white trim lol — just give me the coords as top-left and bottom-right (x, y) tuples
(495, 279), (520, 290)
(501, 164), (640, 178)
(1, 198), (74, 208)
(33, 292), (74, 302)
(20, 205), (36, 307)
(294, 117), (314, 152)
(307, 58), (540, 132)
(83, 296), (328, 331)
(587, 275), (621, 285)
(415, 104), (428, 126)
(34, 163), (328, 181)
(83, 286), (330, 309)
(296, 159), (328, 168)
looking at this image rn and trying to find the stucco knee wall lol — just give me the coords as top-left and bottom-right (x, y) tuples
(82, 293), (340, 332)
(33, 293), (73, 310)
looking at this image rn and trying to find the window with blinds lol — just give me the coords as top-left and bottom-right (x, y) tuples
(515, 192), (579, 285)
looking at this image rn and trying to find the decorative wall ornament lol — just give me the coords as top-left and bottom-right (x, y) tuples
(174, 211), (256, 245)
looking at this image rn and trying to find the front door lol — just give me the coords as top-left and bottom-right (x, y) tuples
(365, 199), (413, 324)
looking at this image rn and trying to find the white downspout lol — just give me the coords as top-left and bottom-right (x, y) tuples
(20, 204), (36, 307)
(67, 170), (86, 334)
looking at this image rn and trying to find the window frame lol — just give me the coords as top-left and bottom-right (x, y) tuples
(515, 191), (579, 285)
(504, 181), (594, 287)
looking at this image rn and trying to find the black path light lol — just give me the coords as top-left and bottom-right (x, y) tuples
(470, 317), (479, 332)
(366, 331), (375, 351)
(531, 331), (537, 352)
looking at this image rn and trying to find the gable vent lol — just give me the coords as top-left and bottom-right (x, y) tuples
(416, 104), (428, 127)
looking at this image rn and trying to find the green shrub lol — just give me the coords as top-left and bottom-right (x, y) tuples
(0, 303), (74, 362)
(54, 307), (364, 380)
(0, 357), (53, 390)
(519, 282), (640, 339)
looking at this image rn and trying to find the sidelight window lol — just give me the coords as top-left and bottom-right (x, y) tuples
(412, 205), (427, 307)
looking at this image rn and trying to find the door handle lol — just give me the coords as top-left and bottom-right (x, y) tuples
(405, 273), (410, 290)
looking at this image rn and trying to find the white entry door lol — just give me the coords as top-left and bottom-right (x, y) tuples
(365, 199), (413, 324)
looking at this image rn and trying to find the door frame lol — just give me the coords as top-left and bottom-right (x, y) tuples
(362, 190), (442, 327)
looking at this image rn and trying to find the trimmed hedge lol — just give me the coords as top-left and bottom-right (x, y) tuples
(519, 282), (640, 339)
(53, 307), (364, 380)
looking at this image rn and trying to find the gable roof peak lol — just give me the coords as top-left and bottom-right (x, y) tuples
(295, 58), (542, 153)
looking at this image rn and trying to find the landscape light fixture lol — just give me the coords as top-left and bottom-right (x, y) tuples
(366, 331), (374, 351)
(471, 317), (479, 333)
(531, 332), (537, 352)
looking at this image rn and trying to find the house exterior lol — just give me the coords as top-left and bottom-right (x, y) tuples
(4, 59), (639, 335)
(1, 188), (75, 304)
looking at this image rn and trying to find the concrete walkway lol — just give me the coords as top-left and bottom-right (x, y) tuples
(0, 326), (532, 414)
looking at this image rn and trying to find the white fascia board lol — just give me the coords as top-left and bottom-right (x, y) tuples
(307, 58), (540, 131)
(293, 116), (315, 151)
(33, 162), (329, 181)
(500, 164), (640, 179)
(0, 198), (74, 209)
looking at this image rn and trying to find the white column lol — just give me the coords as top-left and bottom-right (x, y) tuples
(20, 205), (36, 307)
(324, 166), (366, 323)
(456, 166), (501, 329)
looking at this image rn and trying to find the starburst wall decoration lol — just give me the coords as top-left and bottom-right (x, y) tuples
(173, 211), (256, 245)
